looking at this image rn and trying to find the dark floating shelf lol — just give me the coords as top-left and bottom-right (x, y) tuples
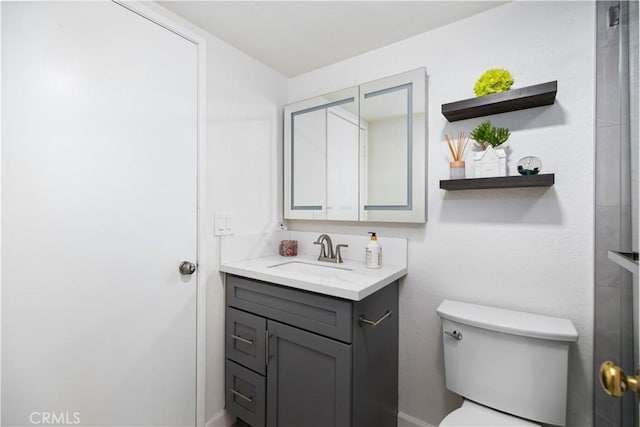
(440, 173), (555, 191)
(441, 81), (557, 122)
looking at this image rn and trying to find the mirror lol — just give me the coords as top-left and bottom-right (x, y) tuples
(359, 68), (426, 222)
(285, 87), (359, 220)
(284, 68), (426, 223)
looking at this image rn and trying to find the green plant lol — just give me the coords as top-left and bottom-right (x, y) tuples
(470, 120), (510, 149)
(473, 68), (514, 97)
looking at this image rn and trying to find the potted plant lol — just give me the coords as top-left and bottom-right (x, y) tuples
(473, 68), (514, 97)
(470, 120), (510, 150)
(470, 120), (511, 177)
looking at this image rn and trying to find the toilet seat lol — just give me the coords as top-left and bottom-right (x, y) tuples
(439, 400), (541, 427)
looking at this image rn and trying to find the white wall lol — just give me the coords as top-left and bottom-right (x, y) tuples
(202, 38), (286, 427)
(287, 2), (595, 426)
(145, 4), (288, 426)
(204, 52), (285, 426)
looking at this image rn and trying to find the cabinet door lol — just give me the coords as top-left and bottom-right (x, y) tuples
(359, 68), (426, 223)
(266, 320), (352, 427)
(284, 86), (359, 221)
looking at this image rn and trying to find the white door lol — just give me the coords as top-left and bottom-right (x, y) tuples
(2, 2), (198, 426)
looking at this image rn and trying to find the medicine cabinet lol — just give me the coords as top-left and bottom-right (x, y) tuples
(284, 68), (426, 223)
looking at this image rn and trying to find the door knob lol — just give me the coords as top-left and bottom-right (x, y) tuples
(599, 361), (640, 396)
(179, 261), (197, 275)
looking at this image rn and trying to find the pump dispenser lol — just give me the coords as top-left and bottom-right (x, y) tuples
(365, 232), (382, 269)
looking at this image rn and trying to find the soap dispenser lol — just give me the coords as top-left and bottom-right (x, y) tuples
(365, 232), (382, 269)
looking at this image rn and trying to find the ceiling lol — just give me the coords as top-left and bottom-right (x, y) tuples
(158, 1), (507, 77)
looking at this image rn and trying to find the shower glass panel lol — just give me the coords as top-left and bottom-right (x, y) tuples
(594, 1), (639, 426)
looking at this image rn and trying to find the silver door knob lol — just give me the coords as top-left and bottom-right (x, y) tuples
(179, 261), (197, 275)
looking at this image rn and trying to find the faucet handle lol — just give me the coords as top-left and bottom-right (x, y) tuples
(336, 244), (349, 263)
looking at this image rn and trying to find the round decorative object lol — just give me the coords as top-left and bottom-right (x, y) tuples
(517, 156), (542, 175)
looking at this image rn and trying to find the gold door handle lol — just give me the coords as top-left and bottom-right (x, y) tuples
(599, 361), (640, 396)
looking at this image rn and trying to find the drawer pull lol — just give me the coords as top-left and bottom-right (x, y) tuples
(231, 334), (254, 345)
(359, 310), (392, 327)
(230, 388), (253, 403)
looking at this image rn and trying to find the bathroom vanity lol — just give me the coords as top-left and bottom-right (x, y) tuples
(219, 232), (407, 427)
(223, 271), (399, 427)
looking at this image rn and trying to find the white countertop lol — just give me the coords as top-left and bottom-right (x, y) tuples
(219, 254), (407, 301)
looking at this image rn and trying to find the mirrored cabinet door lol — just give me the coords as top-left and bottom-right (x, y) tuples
(284, 87), (359, 220)
(284, 68), (426, 223)
(326, 106), (360, 220)
(292, 107), (326, 211)
(360, 68), (426, 223)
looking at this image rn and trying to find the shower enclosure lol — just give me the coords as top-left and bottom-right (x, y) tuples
(594, 1), (639, 426)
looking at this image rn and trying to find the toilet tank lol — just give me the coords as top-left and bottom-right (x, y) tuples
(436, 300), (578, 426)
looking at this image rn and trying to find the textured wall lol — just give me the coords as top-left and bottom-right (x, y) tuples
(287, 2), (596, 426)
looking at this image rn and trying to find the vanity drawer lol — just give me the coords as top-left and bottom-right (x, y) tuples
(226, 307), (267, 375)
(226, 359), (266, 427)
(226, 275), (353, 343)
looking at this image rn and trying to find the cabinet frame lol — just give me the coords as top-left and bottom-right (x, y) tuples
(224, 274), (399, 427)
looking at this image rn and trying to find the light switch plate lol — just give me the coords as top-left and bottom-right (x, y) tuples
(214, 212), (233, 236)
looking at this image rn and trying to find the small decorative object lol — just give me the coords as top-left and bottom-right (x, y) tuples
(470, 120), (510, 177)
(473, 68), (515, 97)
(449, 162), (465, 180)
(474, 147), (507, 178)
(517, 156), (542, 175)
(279, 240), (298, 257)
(444, 131), (469, 180)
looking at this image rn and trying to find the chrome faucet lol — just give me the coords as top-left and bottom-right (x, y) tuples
(313, 234), (348, 263)
(314, 234), (334, 261)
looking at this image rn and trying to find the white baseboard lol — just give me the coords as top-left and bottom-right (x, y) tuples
(398, 411), (436, 427)
(205, 410), (235, 427)
(207, 409), (433, 427)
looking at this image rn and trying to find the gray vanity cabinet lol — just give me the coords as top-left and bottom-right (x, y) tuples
(224, 274), (399, 427)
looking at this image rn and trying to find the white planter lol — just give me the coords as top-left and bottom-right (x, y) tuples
(474, 146), (507, 178)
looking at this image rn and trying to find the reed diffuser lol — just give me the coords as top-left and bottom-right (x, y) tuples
(445, 131), (469, 179)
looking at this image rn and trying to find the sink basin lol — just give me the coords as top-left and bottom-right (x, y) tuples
(268, 260), (353, 278)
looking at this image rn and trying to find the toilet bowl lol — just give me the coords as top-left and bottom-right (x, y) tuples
(436, 300), (578, 426)
(439, 400), (539, 427)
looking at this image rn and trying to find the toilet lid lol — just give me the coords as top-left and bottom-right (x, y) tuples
(439, 400), (540, 427)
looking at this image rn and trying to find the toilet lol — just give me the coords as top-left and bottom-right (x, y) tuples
(436, 300), (579, 426)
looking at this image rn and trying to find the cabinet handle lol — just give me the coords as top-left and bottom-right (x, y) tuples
(359, 310), (392, 327)
(265, 330), (270, 366)
(230, 388), (253, 403)
(231, 334), (254, 345)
